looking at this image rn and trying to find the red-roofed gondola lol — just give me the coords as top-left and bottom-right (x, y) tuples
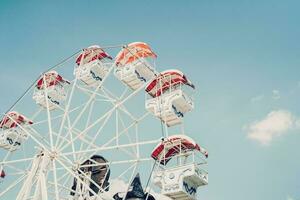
(33, 71), (69, 110)
(0, 111), (32, 129)
(145, 69), (195, 127)
(74, 45), (112, 87)
(114, 42), (157, 90)
(151, 135), (208, 199)
(146, 69), (194, 97)
(0, 112), (32, 151)
(151, 135), (207, 165)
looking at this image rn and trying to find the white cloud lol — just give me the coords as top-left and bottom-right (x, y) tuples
(296, 119), (300, 129)
(246, 110), (298, 145)
(250, 89), (280, 103)
(272, 89), (281, 100)
(251, 95), (264, 103)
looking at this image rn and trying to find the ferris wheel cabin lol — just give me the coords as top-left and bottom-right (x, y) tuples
(114, 42), (157, 90)
(32, 71), (69, 110)
(145, 70), (195, 127)
(74, 45), (112, 88)
(151, 135), (208, 200)
(0, 112), (32, 151)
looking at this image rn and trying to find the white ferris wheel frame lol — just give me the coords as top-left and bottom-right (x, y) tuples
(0, 44), (202, 200)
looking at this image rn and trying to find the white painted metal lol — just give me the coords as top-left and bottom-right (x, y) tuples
(114, 59), (156, 90)
(153, 163), (208, 200)
(0, 127), (28, 151)
(74, 60), (110, 88)
(33, 84), (68, 110)
(146, 89), (194, 127)
(0, 44), (207, 200)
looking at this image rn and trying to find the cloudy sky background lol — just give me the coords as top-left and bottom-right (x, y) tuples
(0, 0), (300, 200)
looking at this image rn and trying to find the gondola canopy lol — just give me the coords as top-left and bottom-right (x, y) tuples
(145, 69), (195, 97)
(76, 45), (112, 66)
(115, 42), (157, 67)
(0, 111), (33, 129)
(36, 71), (69, 90)
(151, 135), (208, 165)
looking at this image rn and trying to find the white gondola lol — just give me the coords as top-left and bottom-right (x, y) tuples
(74, 45), (112, 87)
(114, 42), (157, 90)
(33, 71), (69, 110)
(0, 112), (32, 151)
(0, 43), (210, 200)
(151, 135), (208, 200)
(145, 69), (195, 127)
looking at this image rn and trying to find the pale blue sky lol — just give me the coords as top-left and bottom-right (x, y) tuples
(0, 0), (300, 200)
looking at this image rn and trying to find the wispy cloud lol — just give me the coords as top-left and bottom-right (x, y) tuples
(246, 110), (298, 145)
(272, 89), (281, 100)
(287, 196), (295, 200)
(251, 95), (264, 103)
(251, 89), (281, 103)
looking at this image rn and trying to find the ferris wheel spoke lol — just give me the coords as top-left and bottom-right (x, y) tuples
(47, 180), (75, 198)
(118, 111), (138, 156)
(27, 126), (51, 148)
(0, 157), (35, 166)
(30, 108), (43, 121)
(0, 174), (27, 197)
(56, 172), (72, 195)
(120, 87), (129, 100)
(67, 117), (77, 161)
(58, 107), (115, 152)
(81, 113), (150, 160)
(84, 99), (95, 130)
(5, 115), (51, 152)
(55, 78), (78, 149)
(70, 130), (99, 150)
(68, 128), (102, 155)
(60, 140), (154, 168)
(77, 111), (114, 160)
(101, 87), (137, 121)
(77, 99), (96, 155)
(62, 139), (159, 160)
(55, 157), (115, 200)
(123, 162), (138, 197)
(59, 83), (150, 154)
(0, 43), (204, 199)
(115, 161), (137, 180)
(3, 163), (27, 174)
(32, 101), (87, 127)
(80, 111), (139, 160)
(76, 84), (112, 101)
(67, 66), (113, 137)
(43, 75), (55, 151)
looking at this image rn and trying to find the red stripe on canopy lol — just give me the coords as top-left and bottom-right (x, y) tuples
(151, 135), (207, 165)
(0, 111), (33, 129)
(76, 45), (112, 66)
(115, 42), (157, 67)
(145, 69), (195, 97)
(36, 71), (69, 90)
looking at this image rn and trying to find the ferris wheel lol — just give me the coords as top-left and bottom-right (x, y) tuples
(0, 42), (208, 200)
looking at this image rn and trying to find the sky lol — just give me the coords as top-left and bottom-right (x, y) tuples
(0, 0), (300, 200)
